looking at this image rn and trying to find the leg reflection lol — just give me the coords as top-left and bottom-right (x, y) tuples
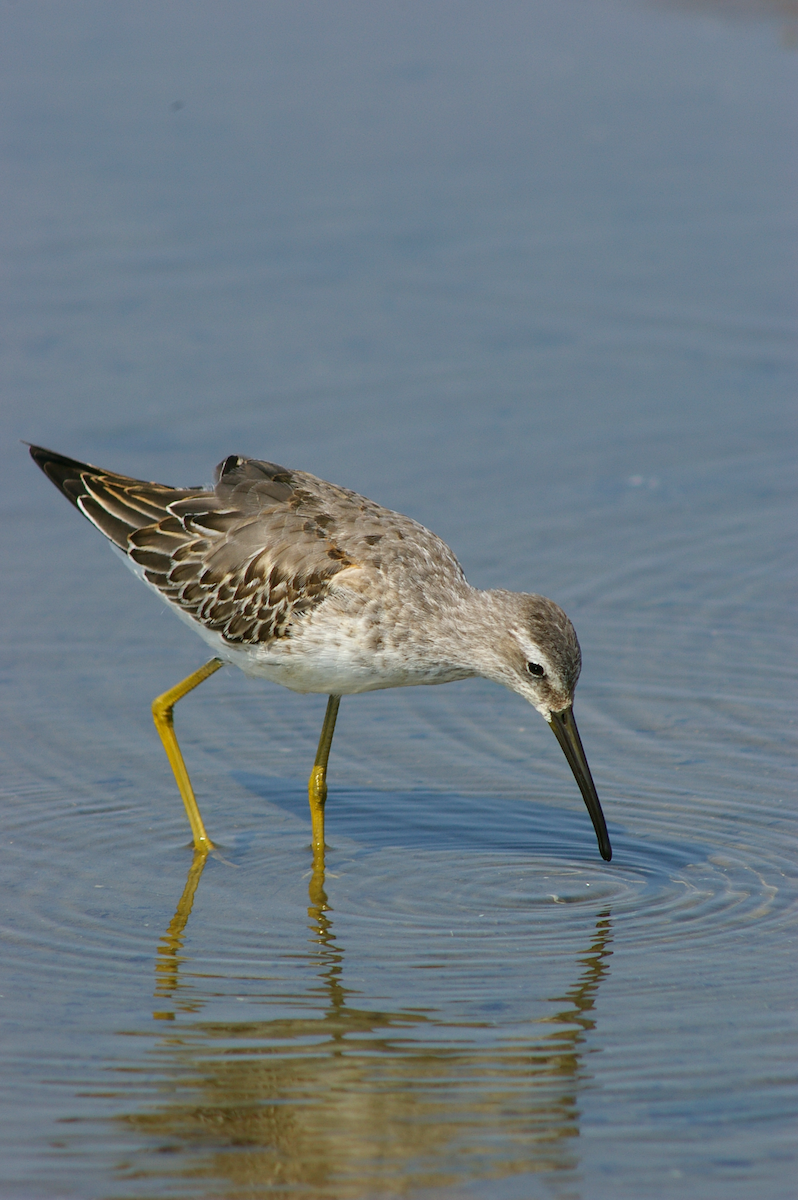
(307, 859), (351, 1022)
(153, 848), (209, 1020)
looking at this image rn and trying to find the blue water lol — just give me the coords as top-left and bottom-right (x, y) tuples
(2, 2), (797, 1197)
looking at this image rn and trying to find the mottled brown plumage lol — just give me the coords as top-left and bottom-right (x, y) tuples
(31, 449), (470, 653)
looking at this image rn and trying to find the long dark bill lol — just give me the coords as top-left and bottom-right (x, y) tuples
(548, 706), (612, 861)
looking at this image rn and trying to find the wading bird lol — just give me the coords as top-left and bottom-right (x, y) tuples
(30, 446), (611, 865)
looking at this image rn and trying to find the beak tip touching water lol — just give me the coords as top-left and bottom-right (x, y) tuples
(548, 706), (612, 863)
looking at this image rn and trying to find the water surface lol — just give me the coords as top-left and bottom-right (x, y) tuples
(1, 2), (796, 1197)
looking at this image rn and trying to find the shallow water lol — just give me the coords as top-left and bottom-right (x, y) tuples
(2, 1), (797, 1197)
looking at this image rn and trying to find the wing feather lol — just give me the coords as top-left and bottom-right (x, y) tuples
(30, 445), (468, 650)
(29, 445), (361, 647)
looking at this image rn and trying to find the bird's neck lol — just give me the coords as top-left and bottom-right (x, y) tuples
(431, 586), (525, 684)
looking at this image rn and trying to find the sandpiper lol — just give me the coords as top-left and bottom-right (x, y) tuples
(30, 446), (611, 863)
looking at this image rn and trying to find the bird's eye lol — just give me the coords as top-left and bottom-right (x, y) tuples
(526, 662), (545, 677)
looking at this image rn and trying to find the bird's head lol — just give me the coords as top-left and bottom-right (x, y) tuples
(482, 591), (612, 862)
(500, 593), (582, 718)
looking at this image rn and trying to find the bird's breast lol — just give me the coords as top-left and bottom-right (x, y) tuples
(223, 590), (473, 695)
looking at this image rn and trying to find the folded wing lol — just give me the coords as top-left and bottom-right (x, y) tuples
(29, 447), (357, 646)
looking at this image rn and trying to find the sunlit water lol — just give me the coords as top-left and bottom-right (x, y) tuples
(2, 2), (797, 1197)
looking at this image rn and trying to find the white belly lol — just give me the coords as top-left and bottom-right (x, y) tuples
(172, 595), (471, 695)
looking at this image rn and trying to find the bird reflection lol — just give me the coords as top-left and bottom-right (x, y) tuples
(121, 851), (613, 1195)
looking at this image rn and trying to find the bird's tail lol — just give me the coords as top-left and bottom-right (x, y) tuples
(28, 444), (194, 551)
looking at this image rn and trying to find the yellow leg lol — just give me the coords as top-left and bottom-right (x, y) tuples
(308, 694), (341, 868)
(152, 658), (224, 850)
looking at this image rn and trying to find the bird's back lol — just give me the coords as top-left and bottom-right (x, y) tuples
(29, 447), (467, 650)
